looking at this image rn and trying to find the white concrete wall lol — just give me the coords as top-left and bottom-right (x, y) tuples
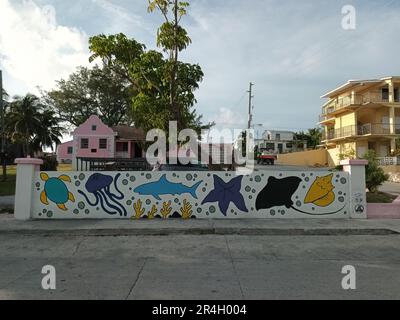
(15, 167), (359, 220)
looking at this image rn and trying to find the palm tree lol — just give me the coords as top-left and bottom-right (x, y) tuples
(6, 94), (64, 156)
(32, 109), (64, 152)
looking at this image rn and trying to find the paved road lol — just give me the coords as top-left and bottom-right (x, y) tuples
(1, 233), (399, 299)
(379, 182), (400, 196)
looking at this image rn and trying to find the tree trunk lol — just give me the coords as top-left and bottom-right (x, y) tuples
(170, 0), (180, 129)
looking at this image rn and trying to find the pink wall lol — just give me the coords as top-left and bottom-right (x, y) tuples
(73, 115), (116, 159)
(57, 140), (73, 163)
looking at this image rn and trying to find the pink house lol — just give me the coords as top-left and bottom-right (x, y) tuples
(57, 115), (145, 165)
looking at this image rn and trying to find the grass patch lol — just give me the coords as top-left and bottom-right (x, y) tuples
(0, 166), (17, 196)
(367, 192), (397, 203)
(0, 164), (73, 196)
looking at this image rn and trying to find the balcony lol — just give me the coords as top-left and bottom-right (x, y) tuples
(323, 123), (400, 141)
(320, 91), (400, 122)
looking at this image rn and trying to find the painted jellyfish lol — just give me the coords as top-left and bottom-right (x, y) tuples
(78, 173), (127, 217)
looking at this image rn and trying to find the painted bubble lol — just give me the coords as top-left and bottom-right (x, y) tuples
(340, 178), (347, 184)
(146, 174), (152, 180)
(78, 202), (85, 209)
(338, 196), (345, 203)
(75, 181), (81, 187)
(122, 179), (128, 186)
(79, 173), (85, 181)
(186, 174), (193, 181)
(209, 206), (216, 213)
(245, 186), (251, 192)
(130, 176), (136, 182)
(73, 209), (79, 215)
(47, 211), (53, 218)
(255, 176), (261, 183)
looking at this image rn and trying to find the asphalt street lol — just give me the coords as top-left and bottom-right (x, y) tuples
(1, 233), (399, 299)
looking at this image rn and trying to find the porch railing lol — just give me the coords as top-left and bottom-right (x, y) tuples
(377, 157), (400, 166)
(320, 91), (400, 121)
(323, 123), (400, 140)
(76, 157), (152, 171)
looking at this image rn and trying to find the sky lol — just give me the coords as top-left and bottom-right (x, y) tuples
(1, 0), (400, 136)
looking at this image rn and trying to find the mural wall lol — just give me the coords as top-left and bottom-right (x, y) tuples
(32, 171), (351, 219)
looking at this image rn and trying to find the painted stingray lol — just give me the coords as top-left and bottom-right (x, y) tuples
(304, 174), (335, 207)
(40, 173), (75, 211)
(256, 176), (302, 210)
(202, 175), (248, 216)
(134, 175), (203, 200)
(78, 173), (127, 216)
(256, 175), (345, 216)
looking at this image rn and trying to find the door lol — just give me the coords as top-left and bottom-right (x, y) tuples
(277, 143), (283, 154)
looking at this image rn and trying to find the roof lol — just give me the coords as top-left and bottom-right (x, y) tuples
(321, 79), (382, 99)
(321, 76), (400, 99)
(112, 126), (146, 141)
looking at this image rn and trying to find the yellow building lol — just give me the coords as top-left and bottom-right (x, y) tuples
(320, 77), (400, 166)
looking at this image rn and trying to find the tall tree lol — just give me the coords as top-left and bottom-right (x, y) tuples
(44, 65), (134, 128)
(89, 33), (210, 134)
(295, 128), (323, 150)
(148, 0), (191, 129)
(6, 94), (64, 156)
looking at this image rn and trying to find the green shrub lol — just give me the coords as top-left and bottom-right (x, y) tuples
(362, 150), (389, 193)
(40, 156), (58, 171)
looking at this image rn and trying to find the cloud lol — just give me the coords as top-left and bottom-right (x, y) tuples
(213, 107), (246, 127)
(0, 0), (90, 95)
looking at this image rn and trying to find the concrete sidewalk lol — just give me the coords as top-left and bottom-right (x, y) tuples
(1, 214), (400, 236)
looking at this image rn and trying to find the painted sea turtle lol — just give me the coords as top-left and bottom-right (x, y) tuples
(40, 173), (75, 211)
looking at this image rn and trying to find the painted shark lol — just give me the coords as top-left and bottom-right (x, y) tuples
(134, 175), (203, 200)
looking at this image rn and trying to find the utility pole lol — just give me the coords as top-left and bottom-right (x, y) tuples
(247, 82), (254, 129)
(0, 70), (6, 181)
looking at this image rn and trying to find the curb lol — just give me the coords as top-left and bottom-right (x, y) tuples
(0, 227), (398, 236)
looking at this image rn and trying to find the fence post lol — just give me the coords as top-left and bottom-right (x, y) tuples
(14, 158), (43, 220)
(340, 159), (368, 219)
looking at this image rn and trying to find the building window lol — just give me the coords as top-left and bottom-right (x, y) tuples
(117, 142), (129, 152)
(67, 146), (73, 154)
(99, 139), (107, 149)
(382, 88), (389, 101)
(81, 138), (89, 149)
(276, 134), (281, 141)
(92, 125), (97, 131)
(91, 149), (97, 153)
